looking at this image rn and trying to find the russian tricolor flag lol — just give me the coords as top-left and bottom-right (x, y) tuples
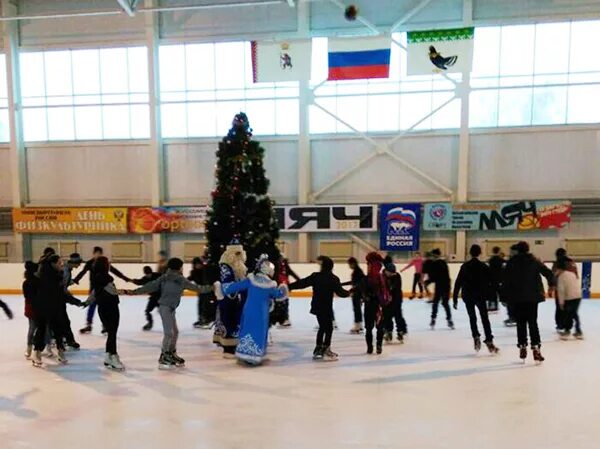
(328, 36), (391, 81)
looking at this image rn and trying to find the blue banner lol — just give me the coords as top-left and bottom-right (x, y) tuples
(379, 203), (421, 251)
(581, 261), (592, 299)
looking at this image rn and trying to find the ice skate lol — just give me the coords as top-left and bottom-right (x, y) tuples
(32, 351), (43, 368)
(350, 322), (363, 334)
(312, 346), (324, 360)
(25, 345), (33, 359)
(158, 352), (176, 370)
(409, 294), (416, 300)
(447, 320), (455, 330)
(66, 341), (80, 351)
(384, 331), (393, 343)
(193, 320), (202, 329)
(519, 345), (527, 362)
(323, 348), (339, 362)
(559, 330), (570, 341)
(56, 349), (68, 365)
(200, 321), (215, 330)
(42, 345), (54, 358)
(485, 341), (500, 354)
(332, 321), (338, 330)
(101, 327), (107, 335)
(171, 352), (185, 367)
(532, 346), (545, 364)
(366, 345), (374, 355)
(504, 319), (516, 327)
(79, 324), (92, 334)
(142, 320), (153, 331)
(222, 352), (236, 360)
(376, 344), (383, 355)
(474, 337), (482, 352)
(430, 319), (436, 330)
(279, 319), (291, 328)
(574, 331), (584, 340)
(397, 333), (404, 344)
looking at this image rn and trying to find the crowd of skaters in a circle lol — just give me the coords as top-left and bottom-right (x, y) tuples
(4, 240), (584, 370)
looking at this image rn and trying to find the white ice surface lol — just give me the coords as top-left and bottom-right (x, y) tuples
(0, 295), (599, 449)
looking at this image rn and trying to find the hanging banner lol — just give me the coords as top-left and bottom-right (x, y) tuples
(128, 207), (208, 234)
(13, 208), (127, 234)
(423, 201), (572, 231)
(407, 27), (474, 75)
(379, 203), (421, 251)
(274, 205), (377, 232)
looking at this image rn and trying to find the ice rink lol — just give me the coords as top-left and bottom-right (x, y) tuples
(0, 295), (598, 449)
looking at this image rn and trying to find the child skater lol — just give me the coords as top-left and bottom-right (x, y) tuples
(130, 258), (200, 370)
(343, 257), (365, 334)
(383, 260), (407, 343)
(188, 255), (219, 329)
(271, 255), (299, 328)
(23, 261), (39, 359)
(221, 255), (288, 365)
(551, 248), (578, 333)
(401, 252), (427, 299)
(133, 266), (163, 331)
(504, 242), (554, 363)
(289, 256), (350, 361)
(361, 252), (389, 355)
(452, 244), (499, 354)
(556, 256), (584, 340)
(83, 256), (126, 371)
(425, 249), (453, 329)
(32, 255), (83, 367)
(74, 246), (132, 334)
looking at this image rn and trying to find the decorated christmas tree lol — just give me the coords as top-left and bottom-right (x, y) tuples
(205, 112), (281, 266)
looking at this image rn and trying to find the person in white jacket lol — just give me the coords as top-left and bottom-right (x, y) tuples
(556, 257), (584, 340)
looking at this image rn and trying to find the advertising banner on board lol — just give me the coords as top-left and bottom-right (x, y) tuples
(379, 203), (421, 251)
(273, 204), (377, 232)
(423, 201), (572, 231)
(12, 208), (128, 234)
(128, 207), (208, 234)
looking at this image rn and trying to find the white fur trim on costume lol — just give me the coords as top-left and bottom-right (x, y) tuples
(214, 281), (224, 300)
(248, 273), (277, 289)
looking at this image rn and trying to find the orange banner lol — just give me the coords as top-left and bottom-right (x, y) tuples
(128, 207), (208, 234)
(13, 208), (128, 234)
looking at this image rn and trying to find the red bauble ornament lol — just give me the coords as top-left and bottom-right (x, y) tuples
(344, 5), (358, 21)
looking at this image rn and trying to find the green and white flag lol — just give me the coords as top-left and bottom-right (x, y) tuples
(407, 27), (474, 75)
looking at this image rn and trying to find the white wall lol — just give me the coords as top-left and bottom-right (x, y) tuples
(470, 127), (600, 200)
(164, 139), (298, 205)
(26, 143), (152, 205)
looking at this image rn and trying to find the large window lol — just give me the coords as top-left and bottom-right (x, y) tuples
(309, 35), (461, 134)
(470, 20), (600, 127)
(159, 42), (299, 138)
(0, 55), (9, 143)
(19, 47), (150, 142)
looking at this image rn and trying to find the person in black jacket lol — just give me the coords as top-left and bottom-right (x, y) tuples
(453, 245), (499, 354)
(343, 257), (365, 334)
(288, 256), (350, 361)
(383, 261), (407, 343)
(487, 246), (504, 312)
(73, 246), (132, 334)
(425, 249), (454, 329)
(504, 241), (554, 363)
(31, 255), (83, 367)
(133, 265), (163, 331)
(188, 255), (220, 329)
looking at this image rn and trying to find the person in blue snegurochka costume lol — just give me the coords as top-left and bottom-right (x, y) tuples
(220, 255), (288, 366)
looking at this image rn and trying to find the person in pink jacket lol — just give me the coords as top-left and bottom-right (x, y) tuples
(401, 252), (428, 299)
